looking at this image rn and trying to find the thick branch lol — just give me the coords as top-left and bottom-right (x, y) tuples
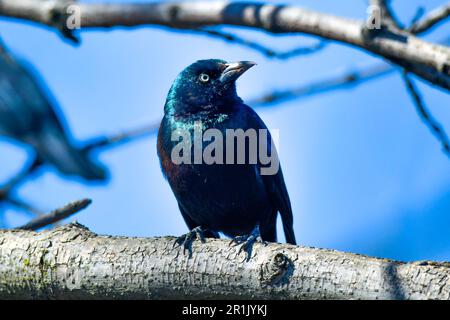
(1, 222), (450, 299)
(1, 1), (449, 90)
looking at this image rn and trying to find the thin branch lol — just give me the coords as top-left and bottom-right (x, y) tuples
(370, 0), (404, 30)
(0, 121), (155, 218)
(0, 157), (44, 218)
(0, 0), (449, 90)
(410, 4), (450, 34)
(191, 28), (327, 59)
(3, 196), (44, 216)
(402, 71), (450, 156)
(82, 123), (159, 153)
(0, 157), (42, 195)
(0, 122), (155, 218)
(18, 198), (92, 231)
(409, 7), (425, 29)
(249, 63), (394, 106)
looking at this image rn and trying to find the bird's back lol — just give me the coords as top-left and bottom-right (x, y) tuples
(0, 48), (107, 181)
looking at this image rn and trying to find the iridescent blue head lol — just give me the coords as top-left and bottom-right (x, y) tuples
(165, 59), (256, 115)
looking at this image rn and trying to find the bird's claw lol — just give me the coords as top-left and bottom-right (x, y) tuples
(230, 225), (267, 261)
(173, 226), (206, 258)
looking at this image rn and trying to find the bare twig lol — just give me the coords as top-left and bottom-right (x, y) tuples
(250, 63), (394, 106)
(0, 158), (42, 195)
(410, 4), (450, 34)
(0, 0), (449, 90)
(0, 121), (156, 218)
(191, 28), (327, 59)
(0, 119), (157, 218)
(370, 0), (404, 30)
(82, 123), (159, 153)
(402, 71), (450, 156)
(0, 158), (44, 217)
(18, 198), (92, 231)
(3, 196), (44, 216)
(409, 7), (426, 29)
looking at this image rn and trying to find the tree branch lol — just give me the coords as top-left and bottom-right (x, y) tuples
(2, 196), (44, 216)
(190, 28), (327, 59)
(0, 158), (44, 219)
(1, 1), (449, 90)
(17, 198), (92, 231)
(81, 123), (159, 152)
(402, 71), (450, 156)
(249, 63), (394, 106)
(410, 4), (450, 34)
(0, 158), (42, 195)
(0, 121), (156, 219)
(1, 222), (450, 299)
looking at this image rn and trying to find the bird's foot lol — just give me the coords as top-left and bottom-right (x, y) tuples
(173, 226), (206, 258)
(230, 225), (267, 262)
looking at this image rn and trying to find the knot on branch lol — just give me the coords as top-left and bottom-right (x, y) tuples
(259, 252), (293, 286)
(54, 222), (95, 243)
(361, 23), (408, 46)
(47, 0), (80, 43)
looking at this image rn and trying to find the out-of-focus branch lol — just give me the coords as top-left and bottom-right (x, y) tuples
(402, 71), (450, 156)
(250, 63), (394, 106)
(0, 0), (449, 90)
(410, 4), (450, 34)
(191, 28), (327, 59)
(82, 122), (159, 153)
(0, 158), (41, 195)
(409, 7), (425, 30)
(18, 199), (92, 231)
(0, 122), (158, 218)
(0, 158), (44, 219)
(3, 196), (44, 216)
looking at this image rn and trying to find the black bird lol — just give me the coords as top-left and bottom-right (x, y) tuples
(157, 59), (296, 257)
(0, 42), (107, 181)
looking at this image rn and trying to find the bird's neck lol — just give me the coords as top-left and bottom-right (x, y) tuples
(165, 95), (242, 118)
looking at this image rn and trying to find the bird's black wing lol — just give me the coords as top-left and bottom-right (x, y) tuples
(244, 105), (296, 245)
(261, 166), (296, 245)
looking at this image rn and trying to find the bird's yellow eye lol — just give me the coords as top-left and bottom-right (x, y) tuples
(199, 73), (210, 83)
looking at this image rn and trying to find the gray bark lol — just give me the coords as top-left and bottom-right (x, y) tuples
(1, 222), (450, 299)
(0, 0), (449, 90)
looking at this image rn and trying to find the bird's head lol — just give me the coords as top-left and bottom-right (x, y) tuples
(165, 59), (256, 114)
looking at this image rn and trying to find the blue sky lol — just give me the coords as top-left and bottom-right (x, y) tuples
(1, 0), (450, 261)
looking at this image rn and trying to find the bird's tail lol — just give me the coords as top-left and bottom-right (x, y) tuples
(282, 214), (297, 245)
(29, 131), (108, 181)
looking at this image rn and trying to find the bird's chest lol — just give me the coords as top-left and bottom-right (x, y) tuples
(158, 112), (268, 206)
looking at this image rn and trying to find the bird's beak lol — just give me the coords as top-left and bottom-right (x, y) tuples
(220, 61), (256, 84)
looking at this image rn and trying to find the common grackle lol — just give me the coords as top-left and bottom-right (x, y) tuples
(157, 59), (296, 258)
(0, 41), (107, 181)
